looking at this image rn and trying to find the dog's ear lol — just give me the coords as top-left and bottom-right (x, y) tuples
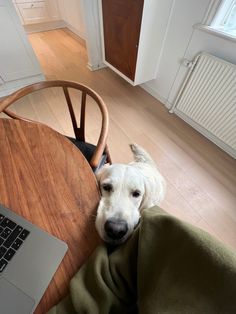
(130, 143), (155, 165)
(139, 174), (166, 211)
(95, 164), (110, 182)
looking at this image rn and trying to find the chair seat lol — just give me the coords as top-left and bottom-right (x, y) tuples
(67, 137), (107, 171)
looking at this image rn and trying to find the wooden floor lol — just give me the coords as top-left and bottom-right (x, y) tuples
(4, 29), (236, 249)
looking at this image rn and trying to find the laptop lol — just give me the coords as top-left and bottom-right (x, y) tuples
(0, 203), (68, 314)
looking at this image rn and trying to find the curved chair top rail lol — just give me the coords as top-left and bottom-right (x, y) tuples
(0, 80), (109, 169)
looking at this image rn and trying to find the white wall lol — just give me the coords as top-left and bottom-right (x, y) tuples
(141, 0), (236, 108)
(0, 0), (44, 97)
(57, 0), (85, 39)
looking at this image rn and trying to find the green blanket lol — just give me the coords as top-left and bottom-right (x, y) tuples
(48, 207), (236, 314)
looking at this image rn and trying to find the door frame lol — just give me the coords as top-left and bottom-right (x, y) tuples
(81, 0), (105, 71)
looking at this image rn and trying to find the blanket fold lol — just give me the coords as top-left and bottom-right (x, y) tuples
(48, 207), (236, 314)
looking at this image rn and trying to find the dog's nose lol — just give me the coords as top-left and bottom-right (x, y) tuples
(104, 219), (128, 240)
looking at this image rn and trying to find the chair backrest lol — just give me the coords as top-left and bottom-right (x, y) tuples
(0, 80), (110, 169)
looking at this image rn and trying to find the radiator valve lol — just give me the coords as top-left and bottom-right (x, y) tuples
(182, 58), (194, 68)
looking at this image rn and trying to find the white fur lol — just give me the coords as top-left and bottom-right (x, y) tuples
(95, 144), (166, 244)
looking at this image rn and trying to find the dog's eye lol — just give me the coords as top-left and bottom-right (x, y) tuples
(102, 183), (113, 192)
(132, 190), (141, 198)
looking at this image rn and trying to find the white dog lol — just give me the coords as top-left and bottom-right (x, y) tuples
(95, 144), (166, 245)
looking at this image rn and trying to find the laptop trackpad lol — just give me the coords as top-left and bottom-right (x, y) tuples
(0, 278), (35, 314)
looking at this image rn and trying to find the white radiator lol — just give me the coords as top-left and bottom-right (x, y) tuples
(170, 52), (236, 158)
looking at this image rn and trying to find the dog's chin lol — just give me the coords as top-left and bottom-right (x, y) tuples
(102, 233), (131, 246)
(104, 237), (128, 246)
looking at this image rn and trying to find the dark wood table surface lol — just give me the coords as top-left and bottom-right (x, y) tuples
(0, 119), (101, 313)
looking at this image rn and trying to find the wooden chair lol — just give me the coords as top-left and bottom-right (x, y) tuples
(0, 80), (112, 171)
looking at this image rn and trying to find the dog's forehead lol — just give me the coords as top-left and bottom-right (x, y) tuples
(101, 164), (143, 183)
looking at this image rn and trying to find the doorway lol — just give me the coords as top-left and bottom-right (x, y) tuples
(13, 0), (103, 72)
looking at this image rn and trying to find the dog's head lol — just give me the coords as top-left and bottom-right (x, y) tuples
(95, 144), (166, 245)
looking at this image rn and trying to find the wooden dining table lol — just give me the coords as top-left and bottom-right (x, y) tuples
(0, 118), (101, 313)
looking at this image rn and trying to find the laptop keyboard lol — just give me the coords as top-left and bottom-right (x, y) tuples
(0, 213), (30, 273)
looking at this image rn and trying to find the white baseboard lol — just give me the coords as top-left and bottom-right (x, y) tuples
(175, 109), (236, 158)
(165, 100), (173, 110)
(64, 22), (85, 41)
(0, 74), (45, 98)
(87, 62), (107, 71)
(24, 20), (66, 34)
(141, 83), (170, 108)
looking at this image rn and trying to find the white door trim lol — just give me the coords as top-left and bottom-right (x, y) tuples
(80, 0), (106, 71)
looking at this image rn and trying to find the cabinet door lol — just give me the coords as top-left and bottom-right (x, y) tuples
(102, 0), (144, 81)
(17, 2), (50, 25)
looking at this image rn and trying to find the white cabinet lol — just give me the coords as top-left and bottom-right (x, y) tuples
(13, 0), (60, 25)
(0, 0), (44, 97)
(100, 0), (163, 86)
(17, 2), (50, 24)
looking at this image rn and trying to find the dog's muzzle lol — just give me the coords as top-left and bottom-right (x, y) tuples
(104, 218), (128, 241)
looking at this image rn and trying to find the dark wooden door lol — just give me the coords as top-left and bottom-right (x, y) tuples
(102, 0), (144, 81)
